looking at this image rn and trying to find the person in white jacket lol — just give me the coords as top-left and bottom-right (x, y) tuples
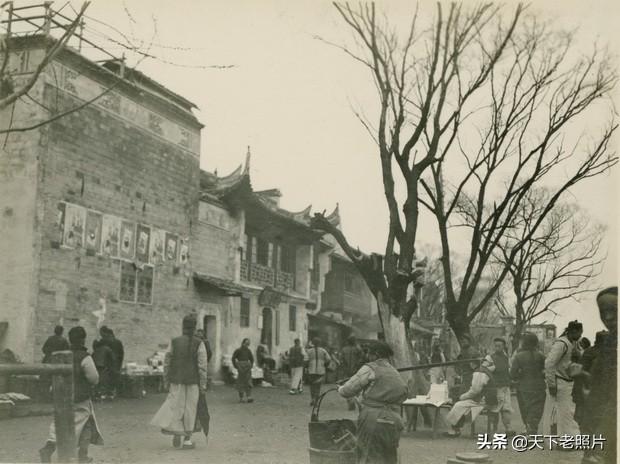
(445, 355), (498, 437)
(542, 320), (583, 437)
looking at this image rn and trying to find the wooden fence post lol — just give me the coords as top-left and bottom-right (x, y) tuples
(51, 351), (75, 463)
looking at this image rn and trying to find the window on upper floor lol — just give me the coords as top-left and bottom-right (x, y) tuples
(256, 238), (269, 266)
(289, 305), (297, 332)
(280, 244), (296, 274)
(240, 297), (250, 327)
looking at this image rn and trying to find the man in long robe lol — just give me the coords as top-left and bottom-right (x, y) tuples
(39, 326), (104, 463)
(151, 315), (208, 449)
(542, 320), (582, 437)
(232, 338), (254, 403)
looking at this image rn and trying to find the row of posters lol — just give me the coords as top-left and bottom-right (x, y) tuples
(56, 202), (190, 265)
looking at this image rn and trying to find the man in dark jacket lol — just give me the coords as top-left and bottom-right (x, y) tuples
(491, 338), (514, 435)
(454, 335), (479, 400)
(288, 338), (305, 394)
(582, 287), (617, 464)
(99, 327), (124, 398)
(42, 326), (69, 363)
(92, 339), (116, 400)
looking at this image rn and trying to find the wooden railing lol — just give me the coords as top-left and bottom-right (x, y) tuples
(0, 351), (75, 462)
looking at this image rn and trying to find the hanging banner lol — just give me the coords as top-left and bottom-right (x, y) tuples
(119, 221), (135, 260)
(165, 233), (178, 262)
(62, 203), (86, 248)
(149, 228), (165, 265)
(179, 237), (189, 265)
(85, 210), (103, 252)
(101, 215), (121, 257)
(136, 224), (151, 262)
(55, 202), (66, 243)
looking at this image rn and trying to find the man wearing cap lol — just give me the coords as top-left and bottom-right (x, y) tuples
(445, 355), (498, 437)
(543, 320), (583, 437)
(151, 315), (208, 450)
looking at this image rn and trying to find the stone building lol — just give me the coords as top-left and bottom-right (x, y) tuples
(193, 158), (333, 374)
(1, 34), (203, 365)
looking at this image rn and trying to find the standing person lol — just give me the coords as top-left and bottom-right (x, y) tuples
(429, 343), (446, 384)
(232, 338), (254, 403)
(490, 338), (514, 435)
(192, 328), (212, 444)
(40, 325), (70, 399)
(582, 288), (617, 464)
(573, 331), (607, 430)
(287, 338), (305, 395)
(151, 315), (208, 450)
(510, 333), (546, 435)
(99, 327), (124, 399)
(543, 320), (583, 437)
(445, 355), (498, 437)
(42, 325), (70, 363)
(306, 337), (332, 407)
(337, 341), (408, 464)
(91, 339), (115, 401)
(39, 327), (104, 463)
(340, 336), (364, 410)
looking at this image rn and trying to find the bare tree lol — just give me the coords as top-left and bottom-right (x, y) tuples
(418, 8), (617, 344)
(312, 2), (524, 366)
(0, 2), (90, 111)
(494, 191), (605, 350)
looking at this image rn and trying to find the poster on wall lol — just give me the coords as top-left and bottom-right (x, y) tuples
(179, 237), (189, 265)
(136, 224), (151, 262)
(165, 233), (178, 262)
(62, 203), (86, 248)
(149, 228), (165, 265)
(101, 215), (121, 257)
(85, 210), (103, 252)
(119, 221), (135, 260)
(55, 202), (66, 243)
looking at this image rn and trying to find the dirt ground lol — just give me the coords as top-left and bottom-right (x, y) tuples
(0, 384), (582, 464)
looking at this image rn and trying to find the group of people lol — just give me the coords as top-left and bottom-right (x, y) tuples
(34, 286), (616, 464)
(440, 287), (617, 464)
(42, 325), (124, 401)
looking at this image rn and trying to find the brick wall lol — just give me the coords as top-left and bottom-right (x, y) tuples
(0, 64), (47, 361)
(193, 201), (240, 280)
(31, 57), (205, 364)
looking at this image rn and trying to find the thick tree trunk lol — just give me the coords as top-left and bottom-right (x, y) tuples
(445, 302), (472, 348)
(376, 292), (413, 380)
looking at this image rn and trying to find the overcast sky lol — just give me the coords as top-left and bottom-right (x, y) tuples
(74, 0), (618, 339)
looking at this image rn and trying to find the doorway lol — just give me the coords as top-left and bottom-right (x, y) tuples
(203, 315), (217, 363)
(260, 308), (273, 352)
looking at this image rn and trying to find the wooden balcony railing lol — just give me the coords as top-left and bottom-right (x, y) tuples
(240, 260), (295, 292)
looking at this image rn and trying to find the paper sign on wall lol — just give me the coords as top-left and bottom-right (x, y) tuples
(179, 237), (189, 265)
(165, 233), (178, 262)
(149, 228), (165, 264)
(101, 215), (121, 257)
(85, 211), (102, 252)
(62, 203), (86, 248)
(136, 224), (151, 262)
(119, 221), (135, 260)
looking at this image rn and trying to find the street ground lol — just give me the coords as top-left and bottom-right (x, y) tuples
(0, 384), (582, 464)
